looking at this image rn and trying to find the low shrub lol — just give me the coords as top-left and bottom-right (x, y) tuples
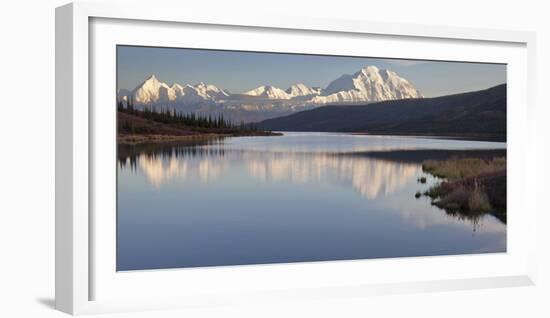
(434, 185), (470, 210)
(468, 187), (492, 212)
(421, 157), (505, 222)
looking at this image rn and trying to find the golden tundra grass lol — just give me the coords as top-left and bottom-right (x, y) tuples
(422, 157), (506, 181)
(467, 187), (492, 212)
(422, 157), (506, 215)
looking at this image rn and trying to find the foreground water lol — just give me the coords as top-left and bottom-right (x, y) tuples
(117, 132), (506, 271)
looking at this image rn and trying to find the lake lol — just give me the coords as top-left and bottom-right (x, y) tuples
(117, 132), (507, 271)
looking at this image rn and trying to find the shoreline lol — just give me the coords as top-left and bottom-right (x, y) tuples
(117, 133), (230, 145)
(118, 131), (282, 145)
(117, 109), (282, 145)
(421, 157), (507, 223)
(346, 132), (506, 142)
(117, 131), (506, 146)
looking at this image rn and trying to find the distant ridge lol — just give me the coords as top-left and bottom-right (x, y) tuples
(258, 84), (507, 141)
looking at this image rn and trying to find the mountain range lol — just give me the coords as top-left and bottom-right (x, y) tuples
(117, 66), (423, 122)
(258, 84), (507, 141)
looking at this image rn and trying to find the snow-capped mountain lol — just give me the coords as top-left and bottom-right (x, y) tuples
(193, 82), (230, 99)
(118, 66), (422, 122)
(309, 66), (422, 104)
(243, 85), (292, 100)
(133, 75), (172, 104)
(117, 89), (132, 102)
(286, 83), (322, 98)
(129, 75), (229, 105)
(170, 83), (184, 97)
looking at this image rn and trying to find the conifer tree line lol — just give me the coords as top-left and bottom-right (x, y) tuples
(117, 97), (259, 131)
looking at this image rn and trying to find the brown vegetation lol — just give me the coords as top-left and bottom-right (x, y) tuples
(117, 133), (227, 145)
(118, 111), (281, 145)
(422, 157), (506, 181)
(422, 157), (506, 223)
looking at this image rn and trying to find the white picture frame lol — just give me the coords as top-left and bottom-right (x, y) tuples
(55, 1), (537, 315)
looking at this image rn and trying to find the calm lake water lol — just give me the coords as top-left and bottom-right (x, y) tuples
(117, 132), (507, 271)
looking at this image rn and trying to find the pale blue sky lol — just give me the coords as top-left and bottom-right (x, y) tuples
(117, 45), (506, 98)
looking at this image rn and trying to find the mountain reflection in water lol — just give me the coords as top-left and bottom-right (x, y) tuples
(120, 146), (420, 200)
(117, 133), (506, 270)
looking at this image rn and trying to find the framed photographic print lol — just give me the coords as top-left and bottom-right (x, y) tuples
(56, 2), (537, 315)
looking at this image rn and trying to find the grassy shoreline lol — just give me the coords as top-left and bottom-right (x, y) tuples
(421, 157), (506, 223)
(349, 131), (506, 142)
(117, 133), (231, 145)
(118, 131), (282, 145)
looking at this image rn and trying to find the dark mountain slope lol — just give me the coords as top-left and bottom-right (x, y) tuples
(258, 84), (506, 141)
